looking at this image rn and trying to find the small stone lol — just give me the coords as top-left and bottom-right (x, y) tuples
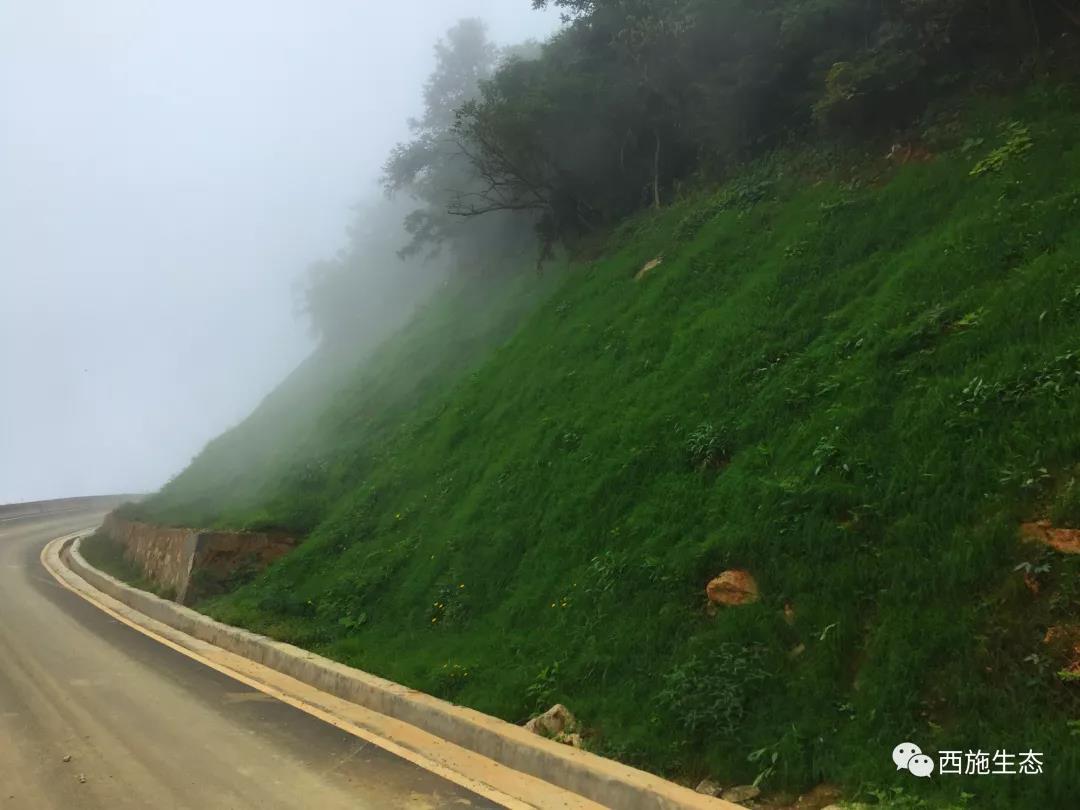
(553, 731), (583, 748)
(721, 785), (760, 803)
(524, 704), (578, 738)
(706, 570), (759, 606)
(62, 754), (71, 763)
(77, 774), (87, 784)
(798, 784), (844, 807)
(694, 778), (723, 797)
(635, 256), (663, 280)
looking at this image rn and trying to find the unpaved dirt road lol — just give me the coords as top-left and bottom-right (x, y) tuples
(0, 508), (499, 810)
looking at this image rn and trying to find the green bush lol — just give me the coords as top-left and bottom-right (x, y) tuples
(685, 422), (732, 470)
(659, 644), (771, 741)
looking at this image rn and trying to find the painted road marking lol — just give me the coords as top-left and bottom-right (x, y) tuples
(40, 532), (544, 810)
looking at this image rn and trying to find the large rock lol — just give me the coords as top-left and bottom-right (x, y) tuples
(524, 704), (578, 738)
(706, 570), (760, 606)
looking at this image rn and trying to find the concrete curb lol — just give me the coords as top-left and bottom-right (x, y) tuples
(57, 536), (741, 810)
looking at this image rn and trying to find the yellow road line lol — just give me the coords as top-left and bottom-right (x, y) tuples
(40, 532), (541, 810)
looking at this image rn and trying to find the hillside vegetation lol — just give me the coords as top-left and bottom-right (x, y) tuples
(131, 88), (1080, 807)
(136, 273), (557, 531)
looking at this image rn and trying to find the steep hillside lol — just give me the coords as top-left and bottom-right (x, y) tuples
(131, 272), (557, 532)
(135, 88), (1080, 808)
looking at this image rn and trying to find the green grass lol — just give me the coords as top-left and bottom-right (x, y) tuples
(133, 85), (1080, 808)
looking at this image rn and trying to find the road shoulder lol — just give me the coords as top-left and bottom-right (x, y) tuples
(44, 531), (740, 810)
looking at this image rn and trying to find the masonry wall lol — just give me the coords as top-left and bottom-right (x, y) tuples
(102, 513), (296, 604)
(102, 513), (196, 599)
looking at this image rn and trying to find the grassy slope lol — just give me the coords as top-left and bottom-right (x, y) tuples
(131, 272), (557, 532)
(136, 88), (1080, 808)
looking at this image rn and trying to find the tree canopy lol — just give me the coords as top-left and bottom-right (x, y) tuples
(305, 2), (1079, 338)
(441, 0), (1078, 253)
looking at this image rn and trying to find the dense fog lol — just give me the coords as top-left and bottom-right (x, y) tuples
(0, 1), (560, 503)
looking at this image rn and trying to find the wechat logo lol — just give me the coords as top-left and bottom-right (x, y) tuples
(893, 742), (935, 778)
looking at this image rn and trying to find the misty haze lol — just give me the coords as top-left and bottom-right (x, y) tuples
(1, 1), (558, 503)
(3, 2), (1080, 809)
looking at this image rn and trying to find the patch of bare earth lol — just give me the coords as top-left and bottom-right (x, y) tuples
(1020, 520), (1080, 554)
(1043, 624), (1080, 677)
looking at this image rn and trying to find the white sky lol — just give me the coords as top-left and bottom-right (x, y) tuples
(0, 1), (561, 504)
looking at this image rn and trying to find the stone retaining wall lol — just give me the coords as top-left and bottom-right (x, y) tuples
(101, 513), (295, 604)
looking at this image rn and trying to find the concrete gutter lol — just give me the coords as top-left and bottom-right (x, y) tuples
(50, 535), (742, 810)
